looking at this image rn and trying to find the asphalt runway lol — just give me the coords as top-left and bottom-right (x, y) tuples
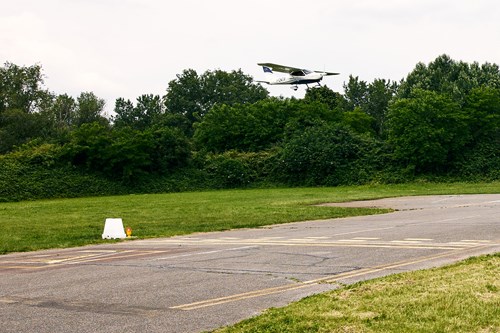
(1, 194), (499, 333)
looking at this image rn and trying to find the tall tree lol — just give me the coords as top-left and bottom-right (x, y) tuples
(462, 86), (500, 147)
(75, 92), (108, 127)
(303, 85), (345, 110)
(386, 89), (468, 174)
(0, 62), (52, 114)
(397, 54), (500, 103)
(164, 68), (268, 127)
(0, 110), (51, 153)
(343, 75), (369, 111)
(113, 94), (164, 130)
(365, 79), (398, 136)
(51, 94), (76, 127)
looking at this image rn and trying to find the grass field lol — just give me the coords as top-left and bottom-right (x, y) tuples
(1, 181), (499, 254)
(213, 253), (500, 333)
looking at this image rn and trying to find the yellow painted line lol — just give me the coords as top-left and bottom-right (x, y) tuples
(460, 240), (491, 243)
(0, 250), (167, 271)
(390, 240), (422, 244)
(79, 250), (119, 253)
(0, 260), (48, 264)
(305, 237), (330, 239)
(404, 238), (432, 241)
(0, 265), (46, 270)
(170, 282), (314, 311)
(264, 236), (285, 238)
(150, 239), (463, 250)
(45, 253), (113, 264)
(64, 250), (166, 265)
(171, 244), (494, 311)
(446, 242), (479, 246)
(0, 298), (18, 304)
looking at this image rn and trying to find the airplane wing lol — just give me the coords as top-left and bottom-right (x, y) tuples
(258, 63), (340, 76)
(257, 63), (302, 74)
(315, 70), (340, 76)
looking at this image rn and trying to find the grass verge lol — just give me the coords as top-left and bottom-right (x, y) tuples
(212, 253), (500, 333)
(1, 181), (499, 254)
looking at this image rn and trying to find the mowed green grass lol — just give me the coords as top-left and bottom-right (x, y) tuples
(1, 181), (499, 254)
(213, 253), (500, 333)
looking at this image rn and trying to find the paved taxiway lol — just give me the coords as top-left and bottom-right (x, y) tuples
(1, 194), (499, 332)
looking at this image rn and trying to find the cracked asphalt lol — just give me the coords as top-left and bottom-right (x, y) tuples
(1, 194), (499, 332)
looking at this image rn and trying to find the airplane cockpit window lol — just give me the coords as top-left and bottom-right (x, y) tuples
(291, 70), (305, 76)
(303, 69), (313, 75)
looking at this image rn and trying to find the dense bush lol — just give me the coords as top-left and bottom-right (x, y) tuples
(198, 151), (278, 188)
(275, 124), (381, 186)
(0, 145), (129, 201)
(62, 123), (191, 181)
(194, 99), (341, 153)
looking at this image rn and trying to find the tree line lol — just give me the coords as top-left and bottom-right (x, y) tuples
(1, 55), (499, 201)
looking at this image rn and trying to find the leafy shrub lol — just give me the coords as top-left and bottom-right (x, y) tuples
(203, 152), (257, 188)
(0, 152), (128, 202)
(62, 123), (191, 181)
(452, 141), (500, 180)
(275, 124), (381, 186)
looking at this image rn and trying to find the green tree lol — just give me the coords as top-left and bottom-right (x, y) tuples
(0, 62), (55, 152)
(453, 86), (500, 177)
(397, 54), (500, 103)
(113, 94), (164, 130)
(365, 79), (398, 136)
(342, 76), (397, 136)
(42, 94), (77, 142)
(50, 94), (76, 128)
(276, 124), (374, 185)
(63, 123), (191, 181)
(386, 89), (468, 174)
(463, 86), (500, 144)
(164, 68), (268, 127)
(194, 98), (340, 153)
(194, 98), (290, 153)
(0, 110), (51, 153)
(343, 75), (369, 111)
(303, 86), (345, 110)
(163, 69), (202, 125)
(342, 107), (375, 136)
(75, 92), (108, 127)
(148, 127), (191, 172)
(0, 62), (52, 114)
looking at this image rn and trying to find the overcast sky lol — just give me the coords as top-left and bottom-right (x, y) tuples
(2, 0), (500, 112)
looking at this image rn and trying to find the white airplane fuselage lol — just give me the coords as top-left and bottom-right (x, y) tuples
(265, 72), (327, 85)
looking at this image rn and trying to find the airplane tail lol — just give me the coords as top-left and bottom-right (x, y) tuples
(262, 66), (273, 74)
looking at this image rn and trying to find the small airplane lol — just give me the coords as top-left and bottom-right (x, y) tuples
(256, 63), (339, 90)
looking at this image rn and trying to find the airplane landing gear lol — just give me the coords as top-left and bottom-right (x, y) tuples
(291, 85), (298, 91)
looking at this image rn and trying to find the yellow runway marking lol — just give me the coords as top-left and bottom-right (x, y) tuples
(0, 250), (168, 271)
(151, 238), (472, 250)
(305, 237), (330, 239)
(460, 239), (491, 243)
(171, 243), (493, 311)
(405, 238), (433, 241)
